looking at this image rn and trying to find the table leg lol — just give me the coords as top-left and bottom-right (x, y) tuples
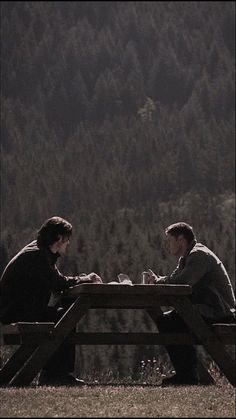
(173, 297), (236, 387)
(9, 296), (91, 386)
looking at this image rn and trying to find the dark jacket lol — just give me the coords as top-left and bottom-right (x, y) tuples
(157, 241), (236, 320)
(0, 240), (77, 323)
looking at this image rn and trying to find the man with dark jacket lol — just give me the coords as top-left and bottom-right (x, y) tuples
(0, 216), (102, 386)
(144, 222), (236, 386)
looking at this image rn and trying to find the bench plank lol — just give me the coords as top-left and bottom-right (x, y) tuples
(68, 332), (199, 345)
(0, 322), (55, 345)
(2, 329), (235, 346)
(213, 323), (236, 334)
(1, 322), (55, 334)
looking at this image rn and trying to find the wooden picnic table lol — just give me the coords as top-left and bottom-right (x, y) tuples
(0, 283), (235, 386)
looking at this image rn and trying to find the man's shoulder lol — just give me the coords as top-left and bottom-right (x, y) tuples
(18, 240), (41, 257)
(191, 242), (209, 252)
(10, 241), (42, 264)
(22, 240), (39, 251)
(1, 241), (42, 278)
(189, 242), (217, 259)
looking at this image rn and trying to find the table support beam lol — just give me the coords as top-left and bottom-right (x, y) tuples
(0, 345), (38, 385)
(9, 296), (91, 386)
(173, 296), (236, 387)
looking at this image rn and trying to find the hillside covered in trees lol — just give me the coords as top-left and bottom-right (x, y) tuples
(1, 1), (235, 379)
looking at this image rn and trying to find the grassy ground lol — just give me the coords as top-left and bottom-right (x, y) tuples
(1, 381), (235, 418)
(1, 355), (235, 417)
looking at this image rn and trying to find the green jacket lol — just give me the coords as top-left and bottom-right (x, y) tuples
(157, 241), (236, 320)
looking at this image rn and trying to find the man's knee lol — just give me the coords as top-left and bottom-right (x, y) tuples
(44, 306), (66, 322)
(157, 310), (187, 332)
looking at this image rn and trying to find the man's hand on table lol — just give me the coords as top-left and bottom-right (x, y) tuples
(76, 272), (103, 284)
(142, 269), (163, 284)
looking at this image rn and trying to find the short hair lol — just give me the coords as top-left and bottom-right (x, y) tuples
(37, 216), (72, 248)
(165, 222), (196, 244)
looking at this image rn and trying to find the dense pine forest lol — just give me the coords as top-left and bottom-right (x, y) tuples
(1, 1), (235, 379)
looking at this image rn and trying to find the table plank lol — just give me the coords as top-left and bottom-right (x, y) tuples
(64, 284), (192, 309)
(66, 283), (192, 297)
(65, 294), (176, 309)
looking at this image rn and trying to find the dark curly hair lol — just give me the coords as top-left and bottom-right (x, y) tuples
(37, 216), (72, 248)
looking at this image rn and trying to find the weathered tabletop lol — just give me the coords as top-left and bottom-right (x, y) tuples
(65, 283), (192, 307)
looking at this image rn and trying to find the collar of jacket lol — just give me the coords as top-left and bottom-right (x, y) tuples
(180, 239), (197, 268)
(43, 247), (60, 264)
(185, 239), (197, 257)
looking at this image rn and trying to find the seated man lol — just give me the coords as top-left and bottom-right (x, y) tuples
(0, 216), (102, 386)
(144, 222), (235, 386)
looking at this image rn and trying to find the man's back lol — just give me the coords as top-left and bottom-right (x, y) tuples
(188, 242), (236, 319)
(0, 241), (57, 323)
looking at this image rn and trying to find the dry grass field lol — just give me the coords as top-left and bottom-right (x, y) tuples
(0, 381), (235, 418)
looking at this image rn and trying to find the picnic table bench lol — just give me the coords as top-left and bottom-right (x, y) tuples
(0, 284), (235, 387)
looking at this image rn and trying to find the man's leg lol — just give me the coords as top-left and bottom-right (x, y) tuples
(157, 309), (199, 384)
(38, 307), (83, 385)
